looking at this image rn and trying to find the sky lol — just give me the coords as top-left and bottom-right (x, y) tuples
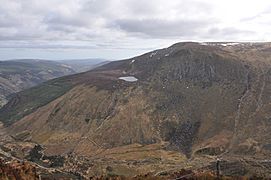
(1, 0), (271, 60)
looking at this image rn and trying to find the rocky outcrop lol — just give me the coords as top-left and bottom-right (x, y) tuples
(0, 159), (38, 180)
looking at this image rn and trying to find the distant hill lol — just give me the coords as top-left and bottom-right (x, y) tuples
(0, 59), (109, 107)
(59, 59), (110, 72)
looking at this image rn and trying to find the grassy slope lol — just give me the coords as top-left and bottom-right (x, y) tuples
(0, 60), (75, 105)
(0, 77), (74, 125)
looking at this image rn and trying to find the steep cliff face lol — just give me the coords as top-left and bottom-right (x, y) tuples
(1, 42), (271, 165)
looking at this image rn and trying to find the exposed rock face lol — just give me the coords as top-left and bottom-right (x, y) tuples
(1, 42), (271, 177)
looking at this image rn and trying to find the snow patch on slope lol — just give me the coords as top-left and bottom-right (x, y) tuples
(220, 43), (240, 46)
(150, 52), (157, 58)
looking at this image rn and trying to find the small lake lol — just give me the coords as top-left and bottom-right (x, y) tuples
(118, 76), (138, 82)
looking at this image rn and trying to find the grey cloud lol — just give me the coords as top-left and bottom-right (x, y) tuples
(0, 0), (268, 57)
(0, 0), (231, 43)
(120, 0), (213, 18)
(206, 27), (255, 39)
(82, 0), (113, 15)
(44, 24), (76, 34)
(0, 15), (21, 28)
(0, 28), (44, 41)
(112, 18), (213, 38)
(240, 5), (271, 23)
(43, 12), (91, 28)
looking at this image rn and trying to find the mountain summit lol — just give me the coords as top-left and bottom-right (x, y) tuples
(1, 42), (271, 178)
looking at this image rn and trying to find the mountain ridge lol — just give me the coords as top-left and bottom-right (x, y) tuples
(1, 42), (271, 177)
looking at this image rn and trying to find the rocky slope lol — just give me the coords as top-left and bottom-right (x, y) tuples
(1, 42), (271, 178)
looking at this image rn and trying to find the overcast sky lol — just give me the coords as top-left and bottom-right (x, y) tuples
(1, 0), (271, 60)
